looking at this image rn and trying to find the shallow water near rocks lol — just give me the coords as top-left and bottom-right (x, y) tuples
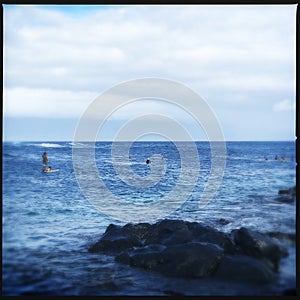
(2, 141), (296, 295)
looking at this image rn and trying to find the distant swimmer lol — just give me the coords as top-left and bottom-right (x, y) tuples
(280, 155), (286, 163)
(42, 152), (48, 172)
(146, 159), (151, 164)
(274, 155), (278, 160)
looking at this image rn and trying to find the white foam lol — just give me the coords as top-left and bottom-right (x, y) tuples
(30, 143), (64, 148)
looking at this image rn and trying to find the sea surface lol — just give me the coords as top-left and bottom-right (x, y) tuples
(2, 141), (296, 295)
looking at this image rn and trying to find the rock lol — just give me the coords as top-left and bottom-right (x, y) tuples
(144, 219), (193, 246)
(215, 255), (275, 283)
(117, 241), (224, 279)
(268, 231), (295, 242)
(186, 222), (235, 254)
(278, 189), (290, 195)
(123, 222), (152, 242)
(116, 244), (166, 269)
(289, 186), (296, 195)
(156, 242), (224, 278)
(89, 219), (289, 283)
(218, 218), (231, 225)
(276, 195), (295, 203)
(277, 186), (296, 203)
(88, 224), (141, 254)
(232, 227), (288, 270)
(278, 186), (296, 195)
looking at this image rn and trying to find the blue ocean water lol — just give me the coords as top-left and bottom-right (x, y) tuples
(2, 141), (296, 295)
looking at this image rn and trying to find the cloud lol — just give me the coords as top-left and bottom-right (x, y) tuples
(272, 99), (295, 112)
(3, 87), (97, 118)
(2, 4), (297, 141)
(3, 5), (296, 92)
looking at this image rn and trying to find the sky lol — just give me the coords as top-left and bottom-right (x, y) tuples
(2, 4), (297, 141)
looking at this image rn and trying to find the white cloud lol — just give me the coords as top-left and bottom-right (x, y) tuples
(272, 99), (295, 112)
(3, 5), (296, 92)
(2, 4), (297, 141)
(3, 88), (97, 118)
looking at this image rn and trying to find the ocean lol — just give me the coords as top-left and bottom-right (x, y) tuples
(2, 141), (296, 295)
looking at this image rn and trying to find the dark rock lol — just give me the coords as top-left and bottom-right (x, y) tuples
(215, 255), (275, 283)
(276, 195), (295, 203)
(116, 244), (166, 269)
(144, 219), (193, 246)
(186, 222), (235, 254)
(218, 218), (231, 225)
(88, 224), (141, 254)
(89, 219), (289, 283)
(156, 242), (224, 278)
(232, 227), (288, 270)
(278, 186), (296, 195)
(123, 222), (152, 241)
(278, 189), (290, 195)
(117, 241), (224, 279)
(268, 231), (295, 242)
(277, 186), (296, 203)
(288, 186), (296, 195)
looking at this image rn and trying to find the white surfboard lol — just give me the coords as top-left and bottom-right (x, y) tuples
(47, 169), (60, 173)
(43, 169), (60, 173)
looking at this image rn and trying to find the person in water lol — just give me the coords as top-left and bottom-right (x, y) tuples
(42, 152), (48, 172)
(280, 155), (286, 163)
(146, 159), (151, 164)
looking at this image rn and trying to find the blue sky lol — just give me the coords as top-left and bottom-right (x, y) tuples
(3, 4), (297, 141)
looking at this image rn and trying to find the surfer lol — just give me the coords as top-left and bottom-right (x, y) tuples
(42, 152), (48, 172)
(146, 159), (151, 164)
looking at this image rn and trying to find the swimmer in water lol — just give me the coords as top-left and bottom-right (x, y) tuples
(42, 152), (48, 172)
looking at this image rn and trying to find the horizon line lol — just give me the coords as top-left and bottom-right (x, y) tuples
(2, 139), (296, 143)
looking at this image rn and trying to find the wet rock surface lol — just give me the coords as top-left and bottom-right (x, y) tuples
(232, 227), (288, 271)
(89, 219), (289, 282)
(276, 186), (296, 203)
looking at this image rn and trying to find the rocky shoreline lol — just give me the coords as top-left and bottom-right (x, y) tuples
(276, 186), (296, 203)
(89, 218), (291, 284)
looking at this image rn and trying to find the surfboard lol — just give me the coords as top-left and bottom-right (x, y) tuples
(43, 169), (60, 173)
(47, 169), (60, 173)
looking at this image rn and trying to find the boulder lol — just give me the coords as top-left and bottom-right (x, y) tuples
(232, 227), (288, 270)
(116, 240), (225, 278)
(116, 244), (166, 269)
(277, 186), (296, 203)
(214, 255), (275, 283)
(123, 222), (152, 242)
(278, 186), (296, 195)
(88, 224), (141, 254)
(176, 221), (235, 254)
(278, 189), (290, 195)
(276, 195), (295, 203)
(218, 218), (231, 225)
(88, 219), (289, 283)
(156, 242), (224, 278)
(144, 219), (193, 246)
